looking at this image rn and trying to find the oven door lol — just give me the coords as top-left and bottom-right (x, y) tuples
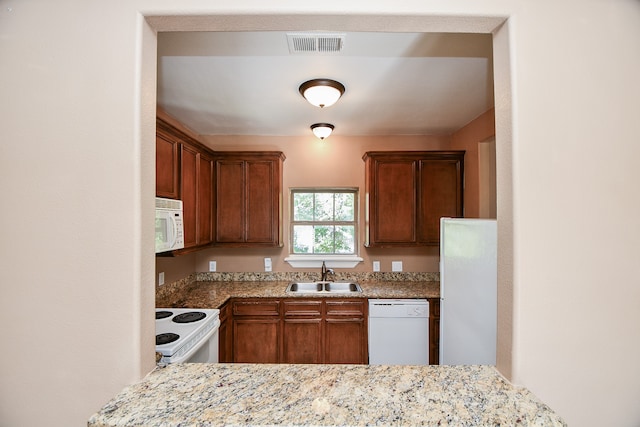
(171, 320), (220, 363)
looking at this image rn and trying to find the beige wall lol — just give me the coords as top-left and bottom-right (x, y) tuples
(2, 2), (640, 427)
(451, 108), (496, 218)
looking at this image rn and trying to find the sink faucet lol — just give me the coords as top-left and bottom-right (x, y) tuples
(320, 261), (334, 282)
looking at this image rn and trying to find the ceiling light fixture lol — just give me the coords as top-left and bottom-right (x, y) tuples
(299, 79), (345, 108)
(311, 123), (334, 140)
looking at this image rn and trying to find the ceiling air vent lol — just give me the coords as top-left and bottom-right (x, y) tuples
(287, 33), (345, 54)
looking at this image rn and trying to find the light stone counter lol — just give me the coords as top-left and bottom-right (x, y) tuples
(88, 363), (565, 426)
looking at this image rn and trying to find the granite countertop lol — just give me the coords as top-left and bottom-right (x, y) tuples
(88, 363), (565, 426)
(156, 280), (440, 309)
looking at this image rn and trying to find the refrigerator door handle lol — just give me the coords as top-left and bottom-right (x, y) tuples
(439, 260), (444, 300)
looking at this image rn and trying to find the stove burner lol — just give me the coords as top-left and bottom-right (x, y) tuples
(156, 311), (173, 320)
(156, 333), (179, 345)
(172, 311), (206, 324)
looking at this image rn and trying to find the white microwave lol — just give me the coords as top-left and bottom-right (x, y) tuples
(155, 197), (185, 253)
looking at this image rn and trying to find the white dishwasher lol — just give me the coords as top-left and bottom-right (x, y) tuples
(368, 299), (430, 365)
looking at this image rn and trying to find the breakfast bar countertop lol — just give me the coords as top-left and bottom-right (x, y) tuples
(88, 363), (566, 427)
(156, 280), (441, 309)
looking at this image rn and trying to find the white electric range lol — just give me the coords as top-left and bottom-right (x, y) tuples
(155, 308), (220, 364)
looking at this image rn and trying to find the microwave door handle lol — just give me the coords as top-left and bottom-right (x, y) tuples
(170, 216), (178, 247)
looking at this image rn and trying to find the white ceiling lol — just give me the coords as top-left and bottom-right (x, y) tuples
(157, 31), (494, 137)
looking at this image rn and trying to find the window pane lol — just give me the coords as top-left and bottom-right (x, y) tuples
(335, 226), (355, 253)
(291, 189), (357, 255)
(334, 193), (354, 221)
(293, 225), (314, 253)
(314, 225), (334, 253)
(314, 193), (333, 221)
(293, 193), (314, 221)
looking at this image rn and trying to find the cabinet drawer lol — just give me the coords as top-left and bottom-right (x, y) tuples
(232, 299), (280, 316)
(326, 300), (366, 317)
(283, 300), (322, 317)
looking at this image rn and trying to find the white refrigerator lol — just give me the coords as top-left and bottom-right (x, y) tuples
(439, 218), (497, 365)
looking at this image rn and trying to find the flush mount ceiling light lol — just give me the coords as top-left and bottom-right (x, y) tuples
(311, 123), (334, 140)
(299, 79), (345, 108)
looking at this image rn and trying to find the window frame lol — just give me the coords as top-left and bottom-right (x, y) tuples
(289, 187), (359, 256)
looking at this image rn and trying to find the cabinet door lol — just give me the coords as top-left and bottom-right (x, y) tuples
(325, 300), (367, 364)
(246, 160), (277, 243)
(215, 160), (245, 242)
(180, 144), (198, 249)
(233, 319), (280, 363)
(428, 298), (440, 365)
(197, 153), (214, 246)
(155, 132), (179, 199)
(364, 151), (464, 247)
(214, 152), (284, 246)
(365, 157), (417, 246)
(232, 299), (281, 364)
(418, 159), (463, 244)
(282, 300), (323, 364)
(218, 301), (233, 363)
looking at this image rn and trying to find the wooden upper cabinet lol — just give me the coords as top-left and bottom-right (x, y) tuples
(214, 152), (285, 247)
(156, 121), (180, 199)
(180, 143), (199, 249)
(156, 112), (215, 253)
(180, 142), (215, 250)
(363, 151), (464, 247)
(197, 151), (214, 246)
(369, 159), (417, 244)
(418, 159), (464, 245)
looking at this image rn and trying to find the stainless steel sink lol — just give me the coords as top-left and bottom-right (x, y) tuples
(286, 282), (362, 293)
(324, 282), (362, 292)
(286, 282), (324, 293)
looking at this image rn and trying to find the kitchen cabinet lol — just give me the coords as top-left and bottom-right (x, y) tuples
(282, 300), (323, 364)
(213, 152), (285, 247)
(180, 143), (214, 249)
(325, 300), (367, 364)
(156, 120), (180, 199)
(428, 298), (440, 365)
(156, 112), (216, 253)
(218, 301), (233, 363)
(230, 298), (367, 364)
(232, 299), (281, 363)
(363, 151), (464, 247)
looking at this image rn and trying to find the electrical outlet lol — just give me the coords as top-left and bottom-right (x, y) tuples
(392, 261), (403, 272)
(209, 261), (217, 272)
(264, 258), (272, 272)
(158, 272), (165, 286)
(373, 261), (380, 272)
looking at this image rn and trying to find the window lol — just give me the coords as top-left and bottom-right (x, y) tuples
(291, 189), (358, 255)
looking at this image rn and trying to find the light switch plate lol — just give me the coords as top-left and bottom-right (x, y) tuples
(264, 258), (272, 272)
(373, 261), (380, 272)
(209, 261), (217, 272)
(158, 272), (165, 286)
(392, 261), (403, 272)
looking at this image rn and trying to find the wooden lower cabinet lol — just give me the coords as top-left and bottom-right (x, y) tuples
(231, 299), (280, 363)
(218, 301), (233, 363)
(234, 318), (280, 363)
(228, 298), (367, 364)
(428, 298), (440, 365)
(282, 300), (323, 364)
(325, 300), (367, 364)
(282, 319), (323, 363)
